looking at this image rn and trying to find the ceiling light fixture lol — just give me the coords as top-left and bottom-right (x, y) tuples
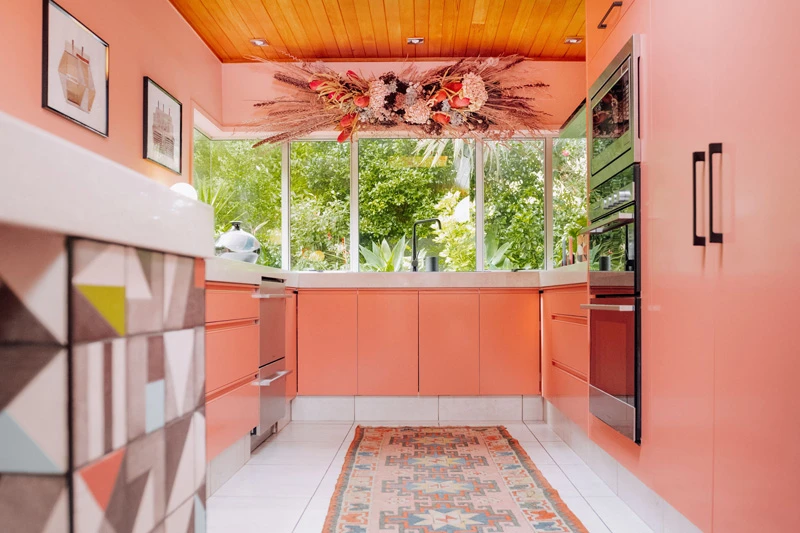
(564, 37), (583, 45)
(250, 38), (269, 46)
(406, 37), (425, 45)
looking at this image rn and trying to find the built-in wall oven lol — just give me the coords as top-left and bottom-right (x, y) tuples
(583, 35), (642, 444)
(251, 278), (292, 450)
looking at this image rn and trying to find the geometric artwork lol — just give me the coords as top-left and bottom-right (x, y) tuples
(127, 248), (165, 336)
(43, 0), (109, 136)
(71, 240), (126, 342)
(164, 329), (197, 423)
(0, 474), (68, 533)
(0, 226), (67, 344)
(144, 77), (182, 174)
(0, 346), (68, 473)
(72, 339), (128, 468)
(126, 334), (166, 442)
(324, 426), (589, 533)
(163, 255), (204, 331)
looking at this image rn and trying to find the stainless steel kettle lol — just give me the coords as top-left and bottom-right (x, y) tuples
(215, 221), (261, 263)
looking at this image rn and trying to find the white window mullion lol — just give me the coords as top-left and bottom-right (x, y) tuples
(544, 136), (554, 270)
(349, 139), (359, 272)
(475, 142), (485, 272)
(281, 141), (291, 270)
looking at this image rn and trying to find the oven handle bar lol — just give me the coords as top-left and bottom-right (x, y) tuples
(580, 303), (635, 312)
(259, 370), (293, 386)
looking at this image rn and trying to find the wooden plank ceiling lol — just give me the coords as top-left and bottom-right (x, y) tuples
(169, 0), (586, 62)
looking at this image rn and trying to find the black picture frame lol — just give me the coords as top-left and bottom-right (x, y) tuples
(143, 77), (183, 175)
(42, 0), (109, 137)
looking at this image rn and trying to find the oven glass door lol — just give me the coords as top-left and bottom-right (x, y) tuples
(588, 296), (639, 442)
(591, 56), (632, 175)
(588, 212), (636, 296)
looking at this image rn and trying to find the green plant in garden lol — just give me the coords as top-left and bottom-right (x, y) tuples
(359, 236), (407, 272)
(484, 235), (516, 270)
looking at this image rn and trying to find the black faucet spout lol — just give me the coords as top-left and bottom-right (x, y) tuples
(412, 218), (442, 272)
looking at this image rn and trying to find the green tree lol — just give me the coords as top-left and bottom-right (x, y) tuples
(552, 138), (588, 265)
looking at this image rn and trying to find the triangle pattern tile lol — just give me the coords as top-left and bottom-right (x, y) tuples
(73, 473), (105, 533)
(0, 281), (58, 344)
(192, 411), (206, 491)
(72, 241), (125, 287)
(193, 328), (205, 409)
(0, 345), (60, 411)
(164, 329), (194, 422)
(79, 448), (125, 511)
(193, 494), (206, 533)
(165, 414), (194, 513)
(164, 497), (193, 533)
(164, 256), (192, 330)
(5, 349), (67, 472)
(72, 287), (121, 343)
(0, 474), (67, 533)
(125, 428), (166, 528)
(76, 285), (126, 337)
(0, 227), (67, 344)
(130, 472), (156, 533)
(0, 412), (60, 473)
(163, 255), (178, 321)
(126, 248), (153, 300)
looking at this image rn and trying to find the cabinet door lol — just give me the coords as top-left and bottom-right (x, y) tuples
(419, 291), (479, 396)
(357, 290), (418, 395)
(479, 290), (540, 395)
(205, 322), (259, 394)
(709, 3), (800, 530)
(206, 377), (258, 462)
(586, 0), (649, 83)
(297, 290), (357, 395)
(285, 290), (297, 400)
(586, 0), (631, 60)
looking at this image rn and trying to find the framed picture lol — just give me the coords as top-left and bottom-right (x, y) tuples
(143, 77), (182, 174)
(42, 0), (109, 136)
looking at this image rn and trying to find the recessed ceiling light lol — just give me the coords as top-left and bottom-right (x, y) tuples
(564, 36), (583, 45)
(250, 38), (268, 47)
(406, 37), (425, 45)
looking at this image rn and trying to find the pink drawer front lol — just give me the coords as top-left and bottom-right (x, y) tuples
(550, 318), (589, 378)
(206, 322), (259, 394)
(205, 282), (258, 324)
(546, 288), (588, 318)
(206, 378), (258, 462)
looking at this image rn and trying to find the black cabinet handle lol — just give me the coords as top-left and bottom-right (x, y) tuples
(709, 143), (723, 243)
(598, 1), (623, 29)
(692, 151), (706, 247)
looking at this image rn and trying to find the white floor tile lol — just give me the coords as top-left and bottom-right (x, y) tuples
(663, 502), (704, 533)
(535, 464), (581, 498)
(292, 506), (329, 533)
(525, 421), (564, 442)
(269, 422), (353, 444)
(519, 440), (556, 466)
(215, 464), (328, 499)
(542, 441), (584, 465)
(355, 396), (439, 420)
(207, 495), (310, 533)
(617, 467), (664, 533)
(499, 422), (539, 442)
(560, 496), (613, 533)
(249, 441), (343, 466)
(356, 420), (440, 427)
(560, 464), (617, 498)
(585, 496), (654, 533)
(438, 396), (522, 420)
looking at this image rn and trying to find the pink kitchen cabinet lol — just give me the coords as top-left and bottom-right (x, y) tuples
(479, 289), (540, 395)
(297, 290), (358, 395)
(357, 290), (419, 395)
(419, 290), (480, 396)
(285, 289), (297, 400)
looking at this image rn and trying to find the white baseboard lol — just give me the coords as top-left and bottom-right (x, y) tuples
(544, 401), (703, 533)
(206, 434), (250, 497)
(290, 395), (544, 422)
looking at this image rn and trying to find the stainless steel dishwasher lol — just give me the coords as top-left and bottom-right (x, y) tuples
(251, 278), (291, 450)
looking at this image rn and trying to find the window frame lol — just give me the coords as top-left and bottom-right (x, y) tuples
(194, 129), (574, 272)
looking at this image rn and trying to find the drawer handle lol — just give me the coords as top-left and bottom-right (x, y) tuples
(252, 294), (291, 299)
(598, 1), (623, 29)
(259, 370), (292, 386)
(580, 303), (635, 312)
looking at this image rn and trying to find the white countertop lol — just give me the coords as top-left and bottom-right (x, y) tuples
(0, 111), (215, 258)
(205, 257), (588, 289)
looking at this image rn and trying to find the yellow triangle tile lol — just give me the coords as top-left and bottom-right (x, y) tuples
(76, 285), (126, 336)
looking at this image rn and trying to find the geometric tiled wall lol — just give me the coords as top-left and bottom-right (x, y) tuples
(0, 225), (206, 533)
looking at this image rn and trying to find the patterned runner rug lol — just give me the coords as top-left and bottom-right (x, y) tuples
(323, 426), (588, 532)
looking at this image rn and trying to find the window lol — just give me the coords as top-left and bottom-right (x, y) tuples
(289, 141), (351, 271)
(552, 137), (588, 265)
(484, 140), (546, 270)
(192, 130), (282, 267)
(358, 139), (475, 272)
(193, 130), (587, 272)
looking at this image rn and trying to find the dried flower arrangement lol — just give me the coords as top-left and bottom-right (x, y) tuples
(251, 56), (549, 146)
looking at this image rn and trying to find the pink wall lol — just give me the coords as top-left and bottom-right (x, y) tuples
(221, 61), (586, 132)
(0, 0), (222, 186)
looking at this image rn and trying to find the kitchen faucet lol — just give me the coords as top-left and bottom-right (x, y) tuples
(411, 218), (442, 272)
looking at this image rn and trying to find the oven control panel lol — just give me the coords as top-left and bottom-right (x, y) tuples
(589, 165), (636, 222)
